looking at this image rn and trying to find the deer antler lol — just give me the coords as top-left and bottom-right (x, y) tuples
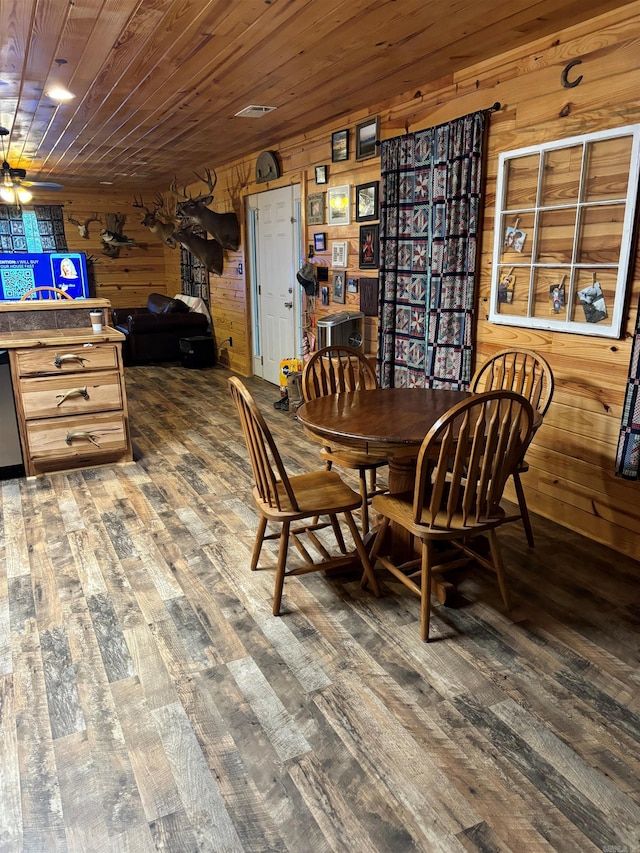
(132, 195), (150, 213)
(67, 214), (81, 226)
(192, 167), (217, 200)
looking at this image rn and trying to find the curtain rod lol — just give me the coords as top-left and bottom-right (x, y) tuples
(402, 102), (501, 136)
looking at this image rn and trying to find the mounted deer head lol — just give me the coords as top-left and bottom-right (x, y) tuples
(133, 194), (176, 247)
(172, 168), (240, 250)
(174, 225), (224, 276)
(67, 212), (101, 239)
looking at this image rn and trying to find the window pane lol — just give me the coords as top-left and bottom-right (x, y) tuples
(23, 211), (43, 252)
(539, 146), (581, 206)
(536, 208), (577, 263)
(577, 204), (625, 264)
(504, 155), (539, 209)
(584, 137), (633, 201)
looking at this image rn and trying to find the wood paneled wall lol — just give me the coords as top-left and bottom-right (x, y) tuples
(32, 188), (179, 306)
(203, 2), (639, 558)
(33, 3), (639, 558)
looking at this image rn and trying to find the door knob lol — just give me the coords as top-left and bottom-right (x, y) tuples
(284, 301), (293, 309)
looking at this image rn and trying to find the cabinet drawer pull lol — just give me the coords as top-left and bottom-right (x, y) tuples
(65, 431), (101, 447)
(54, 353), (90, 369)
(56, 387), (89, 406)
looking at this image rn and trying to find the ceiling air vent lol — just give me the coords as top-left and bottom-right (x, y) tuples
(234, 104), (277, 118)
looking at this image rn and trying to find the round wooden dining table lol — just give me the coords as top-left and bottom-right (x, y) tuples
(296, 387), (471, 493)
(297, 387), (472, 604)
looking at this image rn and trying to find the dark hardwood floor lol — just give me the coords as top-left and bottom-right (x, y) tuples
(1, 362), (639, 852)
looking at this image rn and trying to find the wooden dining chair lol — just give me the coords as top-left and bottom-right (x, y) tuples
(470, 348), (554, 546)
(229, 376), (380, 615)
(20, 286), (73, 300)
(301, 345), (388, 533)
(367, 390), (534, 641)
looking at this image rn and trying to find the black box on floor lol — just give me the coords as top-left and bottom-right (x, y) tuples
(179, 336), (216, 368)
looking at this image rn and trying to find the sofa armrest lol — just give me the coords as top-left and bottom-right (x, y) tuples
(126, 312), (209, 334)
(111, 306), (150, 326)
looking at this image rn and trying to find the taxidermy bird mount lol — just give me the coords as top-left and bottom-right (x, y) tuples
(101, 212), (135, 258)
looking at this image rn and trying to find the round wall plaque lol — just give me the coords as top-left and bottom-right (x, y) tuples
(255, 151), (281, 183)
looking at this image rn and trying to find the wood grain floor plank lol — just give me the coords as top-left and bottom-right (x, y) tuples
(0, 674), (22, 849)
(1, 363), (638, 850)
(152, 701), (245, 852)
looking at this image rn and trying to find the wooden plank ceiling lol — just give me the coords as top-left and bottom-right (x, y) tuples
(0, 0), (626, 192)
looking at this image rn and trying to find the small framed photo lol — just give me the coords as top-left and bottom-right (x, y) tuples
(347, 278), (358, 294)
(307, 192), (324, 225)
(331, 240), (348, 268)
(321, 285), (329, 306)
(356, 181), (379, 222)
(315, 164), (328, 184)
(331, 129), (349, 162)
(332, 272), (345, 304)
(313, 232), (326, 252)
(327, 185), (350, 226)
(355, 116), (380, 161)
(359, 224), (379, 269)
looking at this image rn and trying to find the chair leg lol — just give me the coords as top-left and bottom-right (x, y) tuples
(488, 528), (511, 611)
(251, 516), (268, 570)
(358, 470), (370, 534)
(343, 511), (380, 597)
(329, 514), (347, 553)
(363, 516), (390, 588)
(421, 541), (433, 642)
(513, 471), (534, 547)
(272, 521), (290, 616)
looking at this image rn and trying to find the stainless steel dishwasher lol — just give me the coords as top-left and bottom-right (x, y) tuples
(0, 349), (24, 478)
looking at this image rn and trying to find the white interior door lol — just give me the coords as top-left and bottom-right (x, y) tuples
(248, 185), (300, 386)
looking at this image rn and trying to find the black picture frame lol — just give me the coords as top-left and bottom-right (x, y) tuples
(355, 181), (379, 222)
(331, 129), (349, 162)
(315, 164), (328, 184)
(355, 116), (380, 161)
(359, 224), (379, 269)
(313, 232), (326, 252)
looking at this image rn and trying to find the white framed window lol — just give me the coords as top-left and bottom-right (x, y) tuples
(489, 124), (640, 338)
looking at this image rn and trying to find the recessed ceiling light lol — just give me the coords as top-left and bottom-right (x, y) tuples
(100, 180), (113, 185)
(46, 85), (75, 102)
(234, 104), (276, 118)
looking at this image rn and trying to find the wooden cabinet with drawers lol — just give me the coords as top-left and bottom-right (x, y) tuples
(8, 333), (133, 477)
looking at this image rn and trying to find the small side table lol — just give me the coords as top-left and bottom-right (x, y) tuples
(179, 336), (216, 369)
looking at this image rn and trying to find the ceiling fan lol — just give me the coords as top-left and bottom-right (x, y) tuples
(0, 126), (64, 203)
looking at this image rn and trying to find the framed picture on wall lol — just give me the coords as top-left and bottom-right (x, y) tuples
(355, 181), (379, 221)
(332, 272), (345, 303)
(315, 164), (328, 184)
(359, 223), (379, 269)
(355, 116), (380, 161)
(306, 192), (324, 225)
(327, 185), (350, 226)
(331, 240), (348, 268)
(313, 232), (326, 252)
(331, 129), (349, 162)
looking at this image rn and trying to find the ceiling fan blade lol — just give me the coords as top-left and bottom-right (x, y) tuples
(22, 180), (64, 190)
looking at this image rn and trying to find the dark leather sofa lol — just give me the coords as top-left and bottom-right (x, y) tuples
(111, 292), (210, 365)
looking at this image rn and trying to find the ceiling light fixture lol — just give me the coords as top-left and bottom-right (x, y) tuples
(0, 174), (32, 204)
(46, 85), (75, 102)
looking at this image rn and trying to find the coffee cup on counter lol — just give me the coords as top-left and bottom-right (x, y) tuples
(89, 310), (103, 332)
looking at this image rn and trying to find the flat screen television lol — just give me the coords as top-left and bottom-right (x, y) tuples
(0, 252), (91, 301)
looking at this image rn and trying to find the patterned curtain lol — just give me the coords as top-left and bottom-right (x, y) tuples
(0, 205), (67, 251)
(615, 294), (640, 479)
(34, 205), (68, 251)
(0, 205), (27, 250)
(180, 226), (209, 303)
(378, 111), (486, 389)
